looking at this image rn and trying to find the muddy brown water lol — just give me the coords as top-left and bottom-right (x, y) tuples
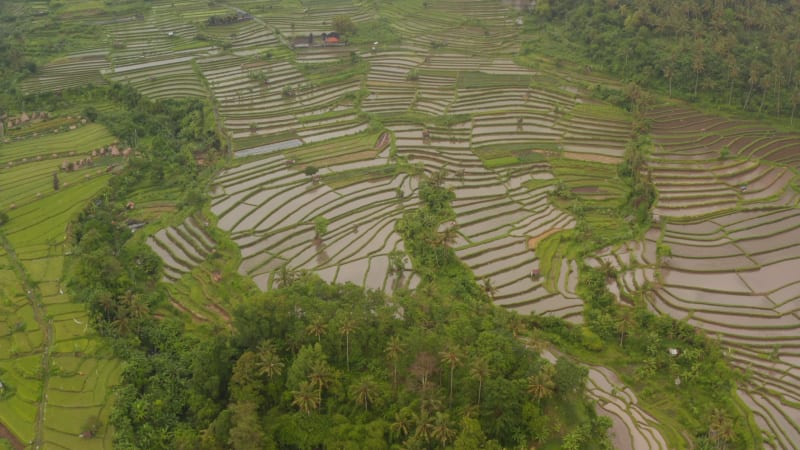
(665, 241), (742, 258)
(663, 269), (751, 293)
(335, 259), (368, 285)
(739, 259), (800, 293)
(730, 220), (800, 246)
(364, 255), (389, 290)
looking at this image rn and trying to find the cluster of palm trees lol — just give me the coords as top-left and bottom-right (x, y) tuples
(282, 320), (559, 445)
(390, 408), (458, 448)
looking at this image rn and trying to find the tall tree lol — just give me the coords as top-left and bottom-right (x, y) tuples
(527, 364), (555, 405)
(744, 64), (762, 110)
(339, 317), (356, 371)
(469, 356), (490, 406)
(436, 225), (459, 249)
(617, 309), (637, 348)
(482, 278), (496, 300)
(385, 335), (405, 390)
(725, 55), (740, 105)
(305, 316), (327, 343)
(349, 375), (380, 412)
(692, 44), (706, 97)
(391, 408), (414, 442)
(440, 346), (462, 405)
(412, 411), (435, 444)
(256, 340), (284, 380)
(431, 412), (457, 448)
(230, 351), (261, 402)
(708, 408), (735, 449)
(308, 359), (336, 396)
(410, 352), (438, 390)
(791, 87), (800, 125)
(291, 381), (320, 415)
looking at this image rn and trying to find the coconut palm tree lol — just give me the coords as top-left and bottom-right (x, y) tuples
(349, 375), (379, 412)
(708, 408), (735, 449)
(256, 340), (284, 379)
(385, 335), (405, 390)
(388, 250), (407, 276)
(527, 364), (555, 405)
(419, 384), (444, 414)
(305, 316), (327, 343)
(482, 278), (496, 299)
(744, 64), (762, 110)
(617, 309), (636, 348)
(662, 64), (674, 97)
(429, 166), (448, 187)
(412, 411), (435, 444)
(692, 44), (705, 97)
(291, 381), (319, 415)
(308, 359), (336, 394)
(791, 87), (800, 125)
(390, 408), (413, 441)
(469, 356), (490, 406)
(431, 412), (456, 448)
(439, 346), (462, 405)
(339, 317), (356, 371)
(436, 225), (459, 249)
(274, 263), (298, 288)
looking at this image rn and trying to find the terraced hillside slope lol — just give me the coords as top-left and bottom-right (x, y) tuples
(4, 0), (800, 447)
(596, 106), (800, 448)
(84, 0), (791, 446)
(0, 121), (122, 449)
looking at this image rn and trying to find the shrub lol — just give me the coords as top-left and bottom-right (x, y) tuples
(282, 86), (296, 98)
(313, 216), (328, 239)
(332, 15), (356, 35)
(82, 106), (98, 122)
(580, 327), (604, 351)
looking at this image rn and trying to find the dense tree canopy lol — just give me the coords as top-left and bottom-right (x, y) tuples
(527, 0), (800, 121)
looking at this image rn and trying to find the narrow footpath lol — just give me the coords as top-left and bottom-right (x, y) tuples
(1, 236), (53, 449)
(0, 421), (24, 450)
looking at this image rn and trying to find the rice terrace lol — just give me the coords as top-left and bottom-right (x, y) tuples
(1, 0), (799, 449)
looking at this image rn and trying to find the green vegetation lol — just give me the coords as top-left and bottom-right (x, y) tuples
(106, 167), (611, 450)
(525, 1), (800, 121)
(1, 0), (797, 448)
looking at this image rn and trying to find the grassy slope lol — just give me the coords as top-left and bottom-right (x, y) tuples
(0, 122), (119, 448)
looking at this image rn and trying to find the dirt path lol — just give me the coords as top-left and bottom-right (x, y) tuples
(1, 236), (53, 449)
(0, 420), (25, 450)
(207, 303), (232, 323)
(169, 299), (207, 323)
(527, 228), (562, 249)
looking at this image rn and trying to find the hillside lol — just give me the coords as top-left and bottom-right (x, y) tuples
(1, 0), (799, 449)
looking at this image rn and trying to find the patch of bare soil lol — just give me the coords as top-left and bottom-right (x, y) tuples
(527, 228), (562, 250)
(0, 421), (24, 450)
